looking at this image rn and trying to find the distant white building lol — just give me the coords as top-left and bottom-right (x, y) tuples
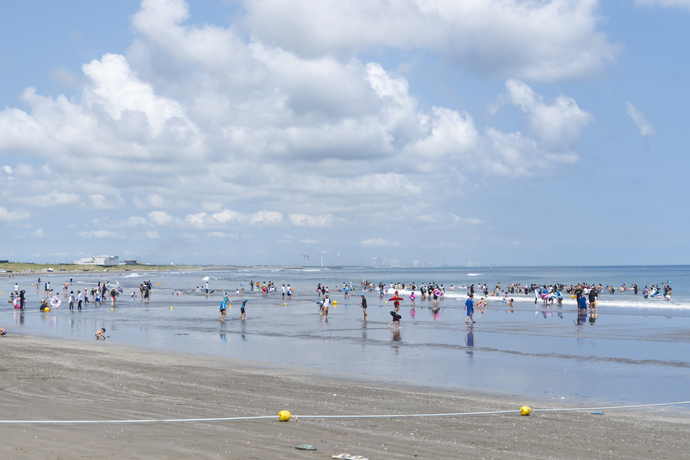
(75, 255), (119, 266)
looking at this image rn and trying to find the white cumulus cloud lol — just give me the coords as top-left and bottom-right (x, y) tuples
(249, 211), (283, 225)
(503, 79), (593, 148)
(127, 216), (147, 226)
(148, 211), (174, 226)
(0, 207), (30, 223)
(0, 0), (603, 252)
(289, 214), (335, 227)
(240, 0), (621, 81)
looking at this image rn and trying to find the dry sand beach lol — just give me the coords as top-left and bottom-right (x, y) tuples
(0, 335), (688, 459)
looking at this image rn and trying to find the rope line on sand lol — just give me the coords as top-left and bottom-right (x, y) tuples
(0, 400), (688, 425)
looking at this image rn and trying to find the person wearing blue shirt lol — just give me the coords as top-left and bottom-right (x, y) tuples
(219, 300), (227, 322)
(465, 294), (475, 324)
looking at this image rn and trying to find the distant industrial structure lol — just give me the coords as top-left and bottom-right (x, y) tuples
(381, 258), (400, 268)
(74, 255), (119, 266)
(124, 260), (138, 265)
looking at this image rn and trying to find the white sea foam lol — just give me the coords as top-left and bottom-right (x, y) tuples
(467, 273), (483, 276)
(123, 273), (141, 278)
(378, 287), (690, 310)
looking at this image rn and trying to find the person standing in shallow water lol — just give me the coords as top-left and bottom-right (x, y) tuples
(321, 294), (331, 318)
(240, 298), (248, 321)
(219, 299), (227, 322)
(359, 293), (368, 320)
(465, 293), (475, 324)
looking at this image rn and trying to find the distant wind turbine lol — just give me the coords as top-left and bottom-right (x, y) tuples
(301, 254), (310, 266)
(316, 246), (329, 267)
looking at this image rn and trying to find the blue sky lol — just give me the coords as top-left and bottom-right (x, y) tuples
(0, 0), (688, 266)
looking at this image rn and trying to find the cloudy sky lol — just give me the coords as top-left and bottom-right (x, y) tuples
(1, 0), (688, 266)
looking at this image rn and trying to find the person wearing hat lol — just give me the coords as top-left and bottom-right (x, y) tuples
(388, 290), (403, 309)
(358, 293), (368, 320)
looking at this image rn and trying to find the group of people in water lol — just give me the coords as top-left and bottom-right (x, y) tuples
(2, 274), (676, 340)
(5, 278), (157, 314)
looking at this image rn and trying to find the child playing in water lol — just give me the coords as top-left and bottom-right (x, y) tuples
(409, 291), (415, 306)
(240, 298), (248, 321)
(219, 299), (227, 322)
(95, 328), (106, 340)
(388, 304), (402, 328)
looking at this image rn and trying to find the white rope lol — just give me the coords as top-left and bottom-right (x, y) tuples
(0, 400), (687, 425)
(532, 400), (690, 413)
(0, 415), (275, 425)
(294, 410), (518, 419)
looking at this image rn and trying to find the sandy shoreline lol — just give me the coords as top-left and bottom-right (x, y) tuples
(0, 334), (688, 459)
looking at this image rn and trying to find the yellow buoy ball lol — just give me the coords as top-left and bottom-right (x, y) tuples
(111, 308), (114, 310)
(170, 306), (173, 309)
(520, 406), (532, 416)
(279, 410), (291, 422)
(284, 303), (287, 306)
(333, 301), (337, 305)
(45, 307), (50, 312)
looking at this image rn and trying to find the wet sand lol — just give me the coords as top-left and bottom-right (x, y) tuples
(0, 335), (688, 459)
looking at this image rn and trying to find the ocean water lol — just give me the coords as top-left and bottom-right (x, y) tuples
(2, 266), (689, 407)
